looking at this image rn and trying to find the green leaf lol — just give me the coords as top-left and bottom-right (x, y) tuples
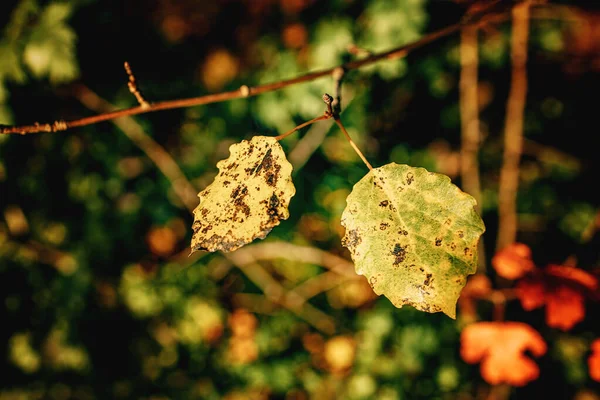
(22, 3), (79, 84)
(341, 163), (485, 318)
(191, 136), (295, 253)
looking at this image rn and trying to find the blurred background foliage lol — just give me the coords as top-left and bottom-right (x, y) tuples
(0, 0), (599, 399)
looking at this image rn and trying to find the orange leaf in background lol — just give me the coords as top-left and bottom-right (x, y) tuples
(546, 265), (598, 291)
(461, 322), (547, 386)
(589, 339), (600, 382)
(545, 286), (585, 331)
(516, 265), (597, 331)
(492, 243), (536, 280)
(516, 278), (545, 311)
(146, 226), (178, 257)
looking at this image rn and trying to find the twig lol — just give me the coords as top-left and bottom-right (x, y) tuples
(275, 114), (331, 141)
(0, 10), (513, 135)
(459, 25), (486, 272)
(73, 85), (198, 212)
(287, 120), (334, 172)
(124, 62), (150, 109)
(496, 2), (531, 251)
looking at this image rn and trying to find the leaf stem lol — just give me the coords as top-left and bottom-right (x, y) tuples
(334, 117), (373, 171)
(275, 114), (331, 141)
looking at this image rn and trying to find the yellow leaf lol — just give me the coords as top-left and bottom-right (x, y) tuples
(191, 136), (295, 253)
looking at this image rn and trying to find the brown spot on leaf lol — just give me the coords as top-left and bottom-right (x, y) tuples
(380, 222), (390, 230)
(457, 230), (464, 238)
(424, 273), (433, 286)
(267, 193), (280, 216)
(391, 243), (406, 266)
(379, 200), (389, 207)
(406, 172), (414, 185)
(254, 148), (272, 175)
(342, 229), (362, 251)
(369, 276), (377, 288)
(435, 238), (442, 246)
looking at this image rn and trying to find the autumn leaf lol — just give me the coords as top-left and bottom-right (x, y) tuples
(341, 163), (485, 318)
(516, 265), (597, 331)
(191, 136), (295, 253)
(515, 278), (545, 311)
(492, 242), (535, 280)
(589, 339), (600, 382)
(460, 322), (547, 386)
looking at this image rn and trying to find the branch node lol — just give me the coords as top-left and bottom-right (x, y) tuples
(240, 85), (251, 97)
(332, 66), (345, 82)
(52, 120), (68, 132)
(322, 93), (334, 116)
(124, 61), (150, 109)
(332, 67), (345, 116)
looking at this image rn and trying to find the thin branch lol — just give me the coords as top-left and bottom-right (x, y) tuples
(124, 61), (150, 108)
(459, 25), (486, 272)
(0, 10), (512, 136)
(496, 2), (531, 251)
(74, 85), (199, 212)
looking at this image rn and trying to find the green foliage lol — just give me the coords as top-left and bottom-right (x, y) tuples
(0, 0), (79, 124)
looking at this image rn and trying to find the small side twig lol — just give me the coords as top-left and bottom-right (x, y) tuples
(124, 61), (150, 109)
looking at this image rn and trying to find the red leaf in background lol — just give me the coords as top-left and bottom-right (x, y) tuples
(545, 265), (598, 291)
(516, 265), (597, 331)
(516, 278), (545, 311)
(492, 243), (536, 280)
(545, 286), (585, 331)
(461, 322), (547, 386)
(589, 339), (600, 382)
